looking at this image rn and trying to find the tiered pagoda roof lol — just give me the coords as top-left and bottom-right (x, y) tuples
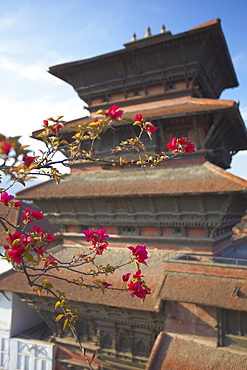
(17, 162), (247, 200)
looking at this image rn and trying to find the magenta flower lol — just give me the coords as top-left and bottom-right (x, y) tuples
(33, 225), (43, 234)
(21, 234), (32, 246)
(127, 281), (151, 299)
(94, 242), (108, 255)
(177, 137), (187, 145)
(106, 105), (123, 119)
(83, 228), (109, 255)
(128, 245), (148, 265)
(6, 232), (23, 243)
(135, 114), (143, 122)
(0, 139), (12, 155)
(32, 209), (44, 220)
(8, 245), (25, 264)
(133, 269), (144, 279)
(0, 191), (14, 206)
(43, 256), (57, 268)
(102, 282), (113, 288)
(146, 125), (158, 133)
(14, 201), (22, 208)
(51, 123), (63, 134)
(166, 137), (178, 152)
(22, 207), (33, 223)
(33, 245), (45, 256)
(23, 154), (35, 168)
(46, 234), (55, 242)
(122, 273), (131, 282)
(83, 228), (109, 244)
(184, 141), (195, 154)
(166, 137), (195, 154)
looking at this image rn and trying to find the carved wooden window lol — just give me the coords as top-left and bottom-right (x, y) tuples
(119, 226), (138, 235)
(78, 320), (90, 341)
(135, 340), (146, 357)
(101, 333), (112, 349)
(119, 336), (129, 353)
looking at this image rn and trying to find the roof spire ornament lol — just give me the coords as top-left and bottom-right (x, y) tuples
(132, 33), (136, 42)
(160, 24), (166, 33)
(145, 27), (151, 38)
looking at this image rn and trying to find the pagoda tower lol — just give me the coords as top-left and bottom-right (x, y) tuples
(1, 19), (247, 370)
(19, 19), (247, 257)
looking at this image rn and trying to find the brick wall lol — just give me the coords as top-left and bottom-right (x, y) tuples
(164, 301), (217, 343)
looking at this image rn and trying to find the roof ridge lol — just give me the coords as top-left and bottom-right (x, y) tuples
(189, 19), (220, 31)
(204, 162), (247, 187)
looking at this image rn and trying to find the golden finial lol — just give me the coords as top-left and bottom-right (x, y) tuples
(145, 27), (151, 37)
(161, 25), (166, 33)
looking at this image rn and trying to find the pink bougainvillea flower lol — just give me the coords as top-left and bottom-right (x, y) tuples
(122, 273), (131, 282)
(166, 137), (178, 152)
(0, 191), (14, 206)
(145, 125), (158, 133)
(83, 228), (95, 242)
(133, 269), (145, 279)
(8, 245), (26, 264)
(177, 136), (187, 145)
(46, 234), (55, 242)
(14, 201), (22, 208)
(43, 256), (57, 268)
(43, 119), (63, 133)
(0, 137), (12, 155)
(96, 228), (109, 240)
(102, 282), (113, 288)
(83, 228), (109, 244)
(23, 154), (35, 168)
(32, 225), (43, 234)
(166, 137), (195, 154)
(128, 245), (148, 265)
(22, 207), (43, 223)
(32, 209), (44, 220)
(51, 123), (63, 134)
(135, 114), (143, 122)
(33, 245), (45, 256)
(2, 142), (12, 155)
(127, 281), (151, 299)
(184, 141), (195, 154)
(106, 105), (123, 119)
(21, 234), (32, 246)
(22, 207), (33, 223)
(6, 231), (23, 243)
(84, 228), (109, 255)
(93, 242), (108, 255)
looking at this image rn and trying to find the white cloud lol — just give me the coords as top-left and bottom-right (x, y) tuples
(0, 15), (15, 31)
(0, 94), (88, 138)
(0, 57), (63, 85)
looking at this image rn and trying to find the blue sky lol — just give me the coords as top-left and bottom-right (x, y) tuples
(0, 0), (247, 183)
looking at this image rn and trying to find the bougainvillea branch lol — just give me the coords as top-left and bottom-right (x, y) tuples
(0, 105), (195, 369)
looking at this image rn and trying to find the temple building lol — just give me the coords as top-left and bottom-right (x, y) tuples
(1, 19), (247, 370)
